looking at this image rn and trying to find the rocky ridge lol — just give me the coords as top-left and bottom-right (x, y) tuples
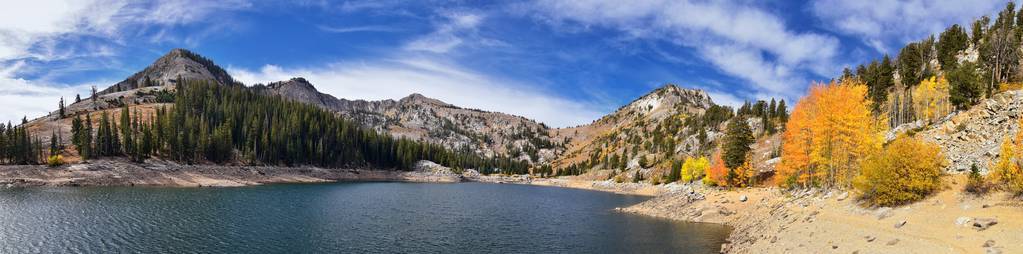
(258, 77), (563, 164)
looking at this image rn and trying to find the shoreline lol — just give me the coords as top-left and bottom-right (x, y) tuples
(5, 161), (1018, 253)
(0, 159), (463, 188)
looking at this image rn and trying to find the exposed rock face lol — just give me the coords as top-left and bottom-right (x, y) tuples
(257, 77), (563, 164)
(919, 91), (1023, 173)
(100, 48), (237, 94)
(550, 84), (720, 176)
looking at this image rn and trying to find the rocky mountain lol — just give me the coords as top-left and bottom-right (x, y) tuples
(255, 77), (563, 164)
(99, 48), (237, 94)
(549, 84), (729, 177)
(28, 48), (759, 173)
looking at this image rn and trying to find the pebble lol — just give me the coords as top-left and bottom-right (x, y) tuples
(894, 220), (907, 228)
(836, 192), (849, 201)
(875, 207), (893, 220)
(984, 240), (996, 248)
(956, 216), (972, 226)
(886, 239), (899, 246)
(865, 235), (876, 242)
(739, 195), (748, 202)
(973, 218), (998, 231)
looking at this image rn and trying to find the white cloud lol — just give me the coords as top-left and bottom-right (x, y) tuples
(811, 0), (1010, 53)
(228, 58), (605, 128)
(404, 12), (486, 54)
(0, 61), (96, 123)
(704, 90), (744, 109)
(317, 25), (399, 33)
(0, 0), (250, 124)
(526, 0), (838, 100)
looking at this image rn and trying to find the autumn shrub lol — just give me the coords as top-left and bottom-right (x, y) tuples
(853, 136), (945, 206)
(999, 82), (1023, 93)
(681, 156), (709, 183)
(993, 119), (1023, 193)
(704, 151), (727, 186)
(46, 155), (64, 167)
(726, 160), (753, 187)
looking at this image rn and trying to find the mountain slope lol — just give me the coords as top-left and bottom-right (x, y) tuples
(100, 48), (237, 95)
(550, 84), (727, 178)
(255, 78), (563, 164)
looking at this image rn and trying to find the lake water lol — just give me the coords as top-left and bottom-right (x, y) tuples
(0, 182), (730, 253)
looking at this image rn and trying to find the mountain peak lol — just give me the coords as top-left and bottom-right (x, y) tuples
(400, 93), (451, 107)
(99, 48), (236, 95)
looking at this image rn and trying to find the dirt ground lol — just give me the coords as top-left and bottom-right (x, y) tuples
(621, 174), (1023, 253)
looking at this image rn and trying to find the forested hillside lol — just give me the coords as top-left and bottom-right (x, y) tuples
(67, 78), (527, 173)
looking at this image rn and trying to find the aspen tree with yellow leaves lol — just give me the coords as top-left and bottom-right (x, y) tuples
(777, 79), (886, 189)
(994, 118), (1023, 193)
(913, 76), (952, 124)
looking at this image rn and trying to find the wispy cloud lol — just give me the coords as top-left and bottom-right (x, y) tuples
(404, 12), (487, 54)
(811, 0), (1009, 53)
(0, 61), (98, 123)
(524, 0), (839, 100)
(318, 25), (400, 33)
(0, 0), (251, 123)
(228, 57), (605, 128)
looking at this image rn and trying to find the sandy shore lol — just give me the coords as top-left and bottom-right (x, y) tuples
(616, 175), (1023, 254)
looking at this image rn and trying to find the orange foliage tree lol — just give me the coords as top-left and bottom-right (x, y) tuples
(704, 150), (728, 186)
(777, 79), (886, 189)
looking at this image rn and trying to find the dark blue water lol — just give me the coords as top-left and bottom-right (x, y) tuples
(0, 182), (730, 253)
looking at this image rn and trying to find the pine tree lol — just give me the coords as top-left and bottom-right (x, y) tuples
(58, 97), (65, 118)
(722, 118), (754, 170)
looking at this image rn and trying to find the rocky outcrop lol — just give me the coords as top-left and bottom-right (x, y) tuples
(550, 84), (721, 176)
(919, 91), (1023, 173)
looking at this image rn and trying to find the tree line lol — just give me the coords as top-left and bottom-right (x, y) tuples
(51, 78), (528, 173)
(843, 2), (1023, 127)
(0, 119), (44, 165)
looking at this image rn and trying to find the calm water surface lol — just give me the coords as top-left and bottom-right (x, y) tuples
(0, 182), (729, 253)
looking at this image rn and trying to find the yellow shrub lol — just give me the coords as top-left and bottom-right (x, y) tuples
(47, 155), (64, 167)
(681, 156), (709, 182)
(999, 82), (1023, 93)
(993, 119), (1023, 192)
(853, 136), (945, 206)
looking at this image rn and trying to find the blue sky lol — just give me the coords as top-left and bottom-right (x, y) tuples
(0, 0), (1015, 127)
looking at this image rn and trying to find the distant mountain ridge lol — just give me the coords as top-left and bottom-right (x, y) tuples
(31, 49), (733, 173)
(253, 77), (562, 164)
